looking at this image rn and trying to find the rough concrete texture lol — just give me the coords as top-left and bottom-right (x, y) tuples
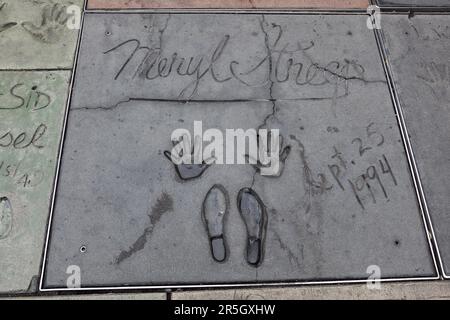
(381, 15), (450, 277)
(172, 281), (450, 300)
(87, 0), (368, 9)
(377, 0), (450, 7)
(43, 13), (436, 289)
(3, 292), (166, 300)
(0, 0), (84, 69)
(0, 71), (70, 293)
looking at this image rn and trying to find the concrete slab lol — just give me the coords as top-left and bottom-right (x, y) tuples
(0, 0), (84, 70)
(87, 0), (368, 10)
(0, 71), (70, 293)
(172, 281), (450, 300)
(380, 15), (450, 277)
(43, 13), (436, 290)
(377, 0), (450, 7)
(3, 292), (166, 299)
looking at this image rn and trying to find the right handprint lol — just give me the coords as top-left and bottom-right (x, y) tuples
(246, 131), (291, 177)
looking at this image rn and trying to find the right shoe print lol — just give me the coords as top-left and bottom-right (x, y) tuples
(202, 186), (267, 267)
(237, 187), (267, 268)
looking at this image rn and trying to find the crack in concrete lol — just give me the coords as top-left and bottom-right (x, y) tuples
(257, 15), (278, 132)
(158, 14), (171, 49)
(71, 95), (353, 112)
(290, 134), (317, 215)
(71, 98), (133, 111)
(248, 15), (279, 190)
(273, 231), (302, 269)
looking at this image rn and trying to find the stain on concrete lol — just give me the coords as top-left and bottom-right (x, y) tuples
(150, 192), (173, 224)
(26, 275), (39, 293)
(116, 192), (173, 264)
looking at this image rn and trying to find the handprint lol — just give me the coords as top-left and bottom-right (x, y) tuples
(246, 132), (291, 177)
(0, 2), (17, 34)
(417, 62), (450, 103)
(21, 3), (70, 43)
(164, 134), (214, 181)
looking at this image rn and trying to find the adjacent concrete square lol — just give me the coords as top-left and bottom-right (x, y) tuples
(0, 0), (84, 69)
(87, 0), (368, 9)
(377, 0), (450, 7)
(43, 13), (436, 289)
(172, 281), (450, 300)
(0, 71), (70, 293)
(7, 292), (166, 299)
(381, 15), (450, 277)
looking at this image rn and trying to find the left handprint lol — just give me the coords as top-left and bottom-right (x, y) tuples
(164, 134), (214, 181)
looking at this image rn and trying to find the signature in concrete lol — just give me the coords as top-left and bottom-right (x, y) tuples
(104, 17), (374, 100)
(0, 123), (47, 150)
(0, 83), (52, 111)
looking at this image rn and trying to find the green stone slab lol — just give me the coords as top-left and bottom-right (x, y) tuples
(0, 71), (70, 293)
(0, 0), (84, 70)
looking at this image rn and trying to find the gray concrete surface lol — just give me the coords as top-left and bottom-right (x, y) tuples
(42, 13), (436, 289)
(87, 0), (369, 9)
(0, 71), (70, 293)
(4, 281), (450, 299)
(0, 0), (83, 69)
(3, 292), (166, 300)
(172, 281), (450, 300)
(377, 0), (450, 7)
(381, 14), (450, 277)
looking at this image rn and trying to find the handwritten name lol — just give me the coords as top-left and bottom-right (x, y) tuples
(104, 22), (368, 99)
(0, 83), (51, 111)
(0, 123), (47, 150)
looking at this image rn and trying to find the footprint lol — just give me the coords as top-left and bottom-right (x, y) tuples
(0, 197), (12, 239)
(202, 185), (228, 263)
(237, 188), (267, 267)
